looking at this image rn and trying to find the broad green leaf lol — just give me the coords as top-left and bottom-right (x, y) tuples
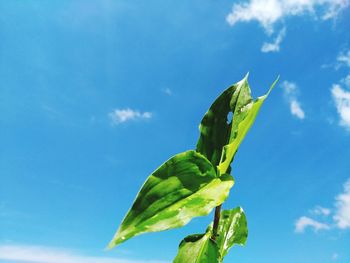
(108, 150), (234, 248)
(174, 227), (220, 263)
(196, 74), (278, 175)
(216, 207), (248, 259)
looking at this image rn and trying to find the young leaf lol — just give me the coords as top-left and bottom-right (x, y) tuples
(197, 75), (278, 174)
(174, 228), (220, 263)
(196, 75), (250, 169)
(216, 207), (248, 260)
(217, 78), (278, 174)
(108, 150), (234, 248)
(196, 76), (246, 169)
(174, 207), (248, 263)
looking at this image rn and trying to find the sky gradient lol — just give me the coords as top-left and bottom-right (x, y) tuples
(1, 1), (350, 262)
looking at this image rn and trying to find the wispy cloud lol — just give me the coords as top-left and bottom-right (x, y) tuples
(226, 0), (349, 33)
(295, 178), (350, 233)
(290, 100), (305, 120)
(310, 206), (331, 216)
(162, 88), (172, 96)
(108, 108), (152, 125)
(342, 75), (350, 87)
(281, 81), (305, 119)
(331, 84), (350, 130)
(334, 179), (350, 229)
(226, 0), (349, 51)
(295, 216), (330, 233)
(337, 50), (350, 67)
(0, 244), (168, 263)
(330, 49), (350, 131)
(261, 27), (286, 53)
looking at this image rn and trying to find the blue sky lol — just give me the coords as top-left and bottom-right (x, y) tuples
(1, 1), (350, 262)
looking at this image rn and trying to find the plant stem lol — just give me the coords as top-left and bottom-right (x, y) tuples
(211, 204), (221, 240)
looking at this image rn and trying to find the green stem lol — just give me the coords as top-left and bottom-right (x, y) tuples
(211, 204), (221, 240)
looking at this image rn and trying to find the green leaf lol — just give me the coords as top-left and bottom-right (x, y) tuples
(217, 78), (277, 174)
(196, 74), (278, 175)
(216, 207), (248, 260)
(108, 150), (234, 248)
(174, 227), (220, 263)
(174, 207), (248, 263)
(196, 75), (249, 169)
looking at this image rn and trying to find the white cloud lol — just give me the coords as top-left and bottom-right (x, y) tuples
(337, 50), (350, 67)
(0, 244), (168, 263)
(226, 0), (349, 33)
(282, 80), (297, 94)
(295, 216), (330, 233)
(261, 27), (286, 52)
(281, 81), (306, 119)
(330, 50), (350, 131)
(227, 0), (282, 33)
(226, 0), (349, 51)
(295, 178), (350, 234)
(109, 108), (152, 125)
(311, 206), (331, 216)
(290, 100), (305, 119)
(331, 84), (350, 130)
(333, 179), (350, 229)
(342, 74), (350, 87)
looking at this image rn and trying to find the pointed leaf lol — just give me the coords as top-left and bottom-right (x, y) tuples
(216, 207), (248, 259)
(196, 75), (251, 169)
(196, 75), (278, 174)
(217, 78), (278, 174)
(108, 150), (234, 248)
(174, 228), (220, 263)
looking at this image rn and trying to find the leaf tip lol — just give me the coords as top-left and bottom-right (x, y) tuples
(262, 75), (280, 98)
(106, 240), (116, 250)
(237, 72), (250, 86)
(269, 75), (280, 91)
(105, 244), (112, 251)
(244, 72), (250, 80)
(106, 232), (126, 250)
